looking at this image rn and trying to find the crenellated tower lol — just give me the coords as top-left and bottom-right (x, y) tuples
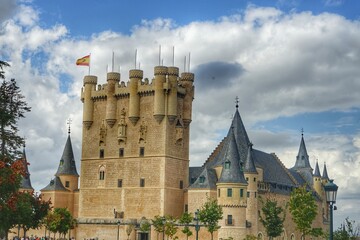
(78, 65), (194, 223)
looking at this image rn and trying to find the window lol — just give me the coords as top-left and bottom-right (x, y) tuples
(99, 170), (105, 180)
(227, 188), (232, 197)
(226, 215), (233, 225)
(65, 181), (70, 188)
(224, 161), (230, 169)
(218, 189), (220, 197)
(255, 192), (257, 198)
(119, 148), (124, 157)
(140, 178), (145, 187)
(100, 149), (104, 158)
(99, 165), (105, 180)
(240, 188), (244, 197)
(190, 177), (196, 184)
(254, 177), (256, 182)
(184, 204), (188, 212)
(118, 179), (122, 188)
(247, 191), (250, 198)
(179, 180), (183, 189)
(246, 177), (249, 182)
(139, 147), (145, 157)
(199, 176), (205, 183)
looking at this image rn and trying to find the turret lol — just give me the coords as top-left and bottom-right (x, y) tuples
(217, 128), (248, 240)
(19, 146), (34, 192)
(313, 161), (322, 196)
(128, 69), (143, 125)
(82, 75), (98, 129)
(322, 162), (330, 184)
(105, 72), (120, 127)
(167, 66), (179, 124)
(180, 72), (194, 128)
(292, 132), (313, 184)
(244, 143), (258, 234)
(55, 131), (79, 191)
(153, 66), (167, 123)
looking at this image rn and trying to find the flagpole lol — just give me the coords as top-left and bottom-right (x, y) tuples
(88, 53), (91, 75)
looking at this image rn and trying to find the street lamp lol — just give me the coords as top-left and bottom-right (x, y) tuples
(194, 209), (200, 240)
(117, 220), (121, 240)
(324, 179), (338, 240)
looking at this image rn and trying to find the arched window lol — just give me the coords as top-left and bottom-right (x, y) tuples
(258, 232), (264, 240)
(290, 233), (295, 240)
(99, 165), (105, 180)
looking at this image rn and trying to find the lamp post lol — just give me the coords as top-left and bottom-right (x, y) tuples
(324, 179), (338, 240)
(117, 220), (121, 240)
(194, 209), (200, 240)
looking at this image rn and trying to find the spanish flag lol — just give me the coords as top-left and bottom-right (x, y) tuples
(76, 55), (90, 66)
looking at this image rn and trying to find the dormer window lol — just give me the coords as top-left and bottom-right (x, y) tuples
(224, 161), (231, 169)
(199, 176), (205, 183)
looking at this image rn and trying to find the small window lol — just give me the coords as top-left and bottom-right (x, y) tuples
(184, 204), (188, 212)
(226, 215), (233, 225)
(100, 149), (104, 158)
(246, 177), (249, 182)
(255, 192), (257, 198)
(139, 147), (145, 157)
(179, 180), (183, 189)
(224, 161), (230, 169)
(253, 177), (256, 182)
(199, 176), (205, 183)
(99, 170), (105, 180)
(190, 177), (196, 184)
(65, 181), (70, 188)
(218, 189), (220, 197)
(227, 188), (232, 197)
(140, 178), (145, 187)
(240, 188), (244, 197)
(247, 191), (250, 198)
(119, 148), (124, 157)
(118, 179), (122, 188)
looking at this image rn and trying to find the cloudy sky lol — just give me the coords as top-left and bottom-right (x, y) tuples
(1, 0), (360, 228)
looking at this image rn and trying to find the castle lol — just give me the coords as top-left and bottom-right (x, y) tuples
(19, 63), (331, 240)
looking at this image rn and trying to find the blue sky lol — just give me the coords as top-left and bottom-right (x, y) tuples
(1, 0), (360, 230)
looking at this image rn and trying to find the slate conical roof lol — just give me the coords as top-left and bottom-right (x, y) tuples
(41, 176), (69, 192)
(20, 147), (34, 190)
(244, 143), (258, 174)
(292, 134), (312, 171)
(218, 128), (247, 184)
(55, 134), (79, 176)
(322, 163), (329, 180)
(231, 108), (251, 164)
(189, 167), (218, 189)
(313, 161), (321, 177)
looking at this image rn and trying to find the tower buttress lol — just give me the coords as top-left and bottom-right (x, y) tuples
(128, 69), (142, 125)
(180, 72), (194, 128)
(167, 66), (179, 124)
(105, 72), (120, 127)
(82, 75), (97, 129)
(153, 66), (167, 123)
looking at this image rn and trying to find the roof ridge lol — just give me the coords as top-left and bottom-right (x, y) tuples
(202, 137), (226, 167)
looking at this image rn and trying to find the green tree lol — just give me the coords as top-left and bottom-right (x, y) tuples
(14, 192), (51, 238)
(179, 212), (193, 240)
(259, 197), (286, 239)
(243, 234), (257, 240)
(0, 61), (10, 80)
(289, 186), (323, 239)
(44, 208), (76, 239)
(164, 215), (178, 240)
(152, 215), (165, 240)
(198, 198), (223, 240)
(0, 159), (25, 240)
(334, 217), (360, 240)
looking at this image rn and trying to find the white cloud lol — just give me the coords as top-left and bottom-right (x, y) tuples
(1, 3), (360, 226)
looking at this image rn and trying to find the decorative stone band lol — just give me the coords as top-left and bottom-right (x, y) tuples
(154, 66), (168, 75)
(107, 72), (120, 82)
(167, 66), (179, 76)
(181, 72), (194, 82)
(129, 69), (143, 79)
(83, 75), (98, 85)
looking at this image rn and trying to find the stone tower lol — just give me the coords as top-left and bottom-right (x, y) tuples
(78, 65), (194, 221)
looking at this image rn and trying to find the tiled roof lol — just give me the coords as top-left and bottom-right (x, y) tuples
(322, 163), (329, 180)
(55, 135), (79, 177)
(292, 135), (312, 171)
(244, 143), (257, 174)
(313, 161), (321, 177)
(189, 167), (217, 189)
